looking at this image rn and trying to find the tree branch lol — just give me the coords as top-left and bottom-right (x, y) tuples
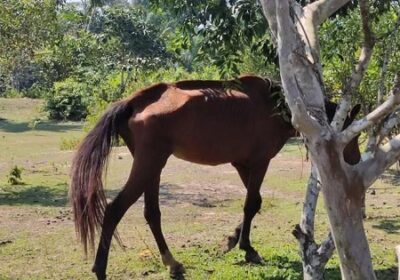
(305, 0), (351, 26)
(360, 133), (400, 188)
(317, 232), (335, 263)
(273, 0), (326, 138)
(331, 0), (375, 132)
(339, 74), (400, 144)
(377, 109), (400, 145)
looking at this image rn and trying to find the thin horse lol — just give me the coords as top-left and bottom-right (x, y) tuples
(70, 75), (360, 279)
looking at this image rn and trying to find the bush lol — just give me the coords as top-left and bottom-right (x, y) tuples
(22, 83), (50, 99)
(44, 78), (89, 121)
(7, 166), (23, 185)
(2, 88), (22, 98)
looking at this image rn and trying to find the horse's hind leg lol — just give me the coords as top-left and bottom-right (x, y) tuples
(92, 164), (145, 280)
(240, 162), (269, 263)
(225, 161), (269, 263)
(144, 181), (184, 276)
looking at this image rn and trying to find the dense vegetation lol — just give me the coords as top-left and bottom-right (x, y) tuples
(0, 0), (276, 121)
(0, 0), (398, 123)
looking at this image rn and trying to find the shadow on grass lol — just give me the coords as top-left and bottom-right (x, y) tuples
(373, 219), (400, 234)
(0, 184), (127, 207)
(230, 254), (396, 280)
(158, 183), (225, 207)
(230, 253), (396, 279)
(0, 184), (68, 206)
(104, 183), (221, 208)
(0, 119), (81, 133)
(380, 167), (400, 186)
(324, 266), (397, 280)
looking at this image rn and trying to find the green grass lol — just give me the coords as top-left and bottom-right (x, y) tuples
(0, 97), (399, 279)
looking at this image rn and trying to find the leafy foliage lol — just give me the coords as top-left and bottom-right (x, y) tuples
(0, 0), (60, 92)
(150, 0), (277, 76)
(320, 3), (400, 111)
(100, 6), (171, 67)
(1, 0), (399, 123)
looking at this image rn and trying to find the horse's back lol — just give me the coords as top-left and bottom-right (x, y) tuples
(127, 76), (292, 165)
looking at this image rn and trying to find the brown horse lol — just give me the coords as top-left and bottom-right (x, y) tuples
(70, 75), (360, 279)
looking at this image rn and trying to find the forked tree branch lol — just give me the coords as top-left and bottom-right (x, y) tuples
(339, 74), (400, 145)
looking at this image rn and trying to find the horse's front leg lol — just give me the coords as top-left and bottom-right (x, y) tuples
(222, 163), (249, 253)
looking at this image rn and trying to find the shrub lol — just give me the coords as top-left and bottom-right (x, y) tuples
(44, 78), (89, 121)
(22, 83), (50, 99)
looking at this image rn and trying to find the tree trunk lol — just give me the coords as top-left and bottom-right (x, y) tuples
(314, 142), (376, 280)
(260, 1), (400, 279)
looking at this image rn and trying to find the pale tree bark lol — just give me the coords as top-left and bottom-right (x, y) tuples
(292, 163), (335, 280)
(260, 0), (400, 279)
(293, 1), (377, 275)
(396, 245), (400, 280)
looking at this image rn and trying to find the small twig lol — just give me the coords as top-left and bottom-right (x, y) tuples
(134, 226), (160, 266)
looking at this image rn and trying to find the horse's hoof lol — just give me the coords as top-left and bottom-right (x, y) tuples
(92, 266), (106, 280)
(245, 250), (264, 264)
(94, 272), (106, 280)
(169, 262), (185, 278)
(221, 236), (238, 253)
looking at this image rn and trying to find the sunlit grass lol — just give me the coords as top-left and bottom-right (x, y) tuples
(0, 98), (399, 279)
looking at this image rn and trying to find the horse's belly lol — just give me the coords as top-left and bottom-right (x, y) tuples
(172, 153), (231, 165)
(172, 138), (248, 165)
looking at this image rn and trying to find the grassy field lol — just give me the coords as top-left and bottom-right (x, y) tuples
(1, 98), (400, 279)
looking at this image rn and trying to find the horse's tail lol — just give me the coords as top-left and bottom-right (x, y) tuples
(70, 99), (132, 254)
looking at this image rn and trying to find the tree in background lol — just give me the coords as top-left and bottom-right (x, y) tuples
(0, 0), (60, 95)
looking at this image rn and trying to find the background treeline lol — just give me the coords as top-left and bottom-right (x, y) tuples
(0, 0), (398, 124)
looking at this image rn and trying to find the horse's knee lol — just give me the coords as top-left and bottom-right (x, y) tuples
(144, 206), (161, 225)
(103, 195), (125, 222)
(244, 193), (262, 217)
